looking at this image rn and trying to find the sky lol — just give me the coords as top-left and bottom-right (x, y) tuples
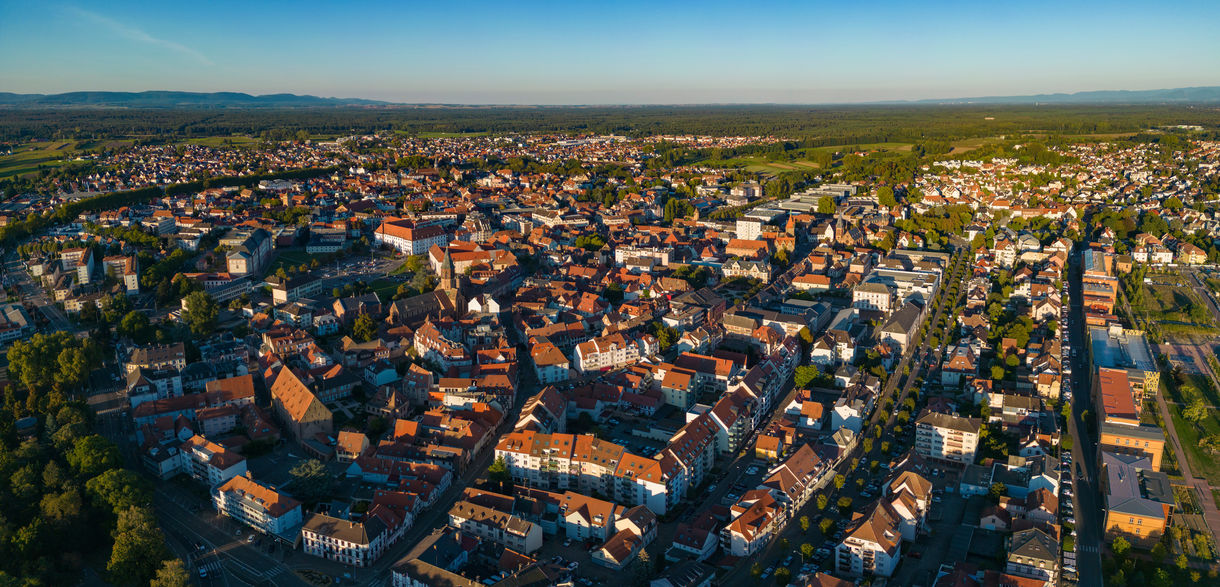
(2, 0), (1219, 104)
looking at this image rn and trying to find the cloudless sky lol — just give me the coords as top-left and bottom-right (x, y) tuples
(2, 0), (1219, 104)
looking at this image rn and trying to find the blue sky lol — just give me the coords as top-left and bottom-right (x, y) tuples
(2, 0), (1218, 104)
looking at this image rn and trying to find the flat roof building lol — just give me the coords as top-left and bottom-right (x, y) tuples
(1090, 324), (1159, 403)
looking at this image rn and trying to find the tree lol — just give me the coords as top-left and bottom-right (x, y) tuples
(182, 291), (218, 336)
(988, 482), (1006, 503)
(67, 435), (122, 479)
(87, 469), (152, 514)
(817, 494), (828, 510)
(1152, 568), (1172, 587)
(751, 563), (763, 579)
(819, 518), (834, 534)
(150, 559), (189, 587)
(287, 459), (333, 503)
(877, 186), (897, 207)
(1111, 535), (1131, 558)
(118, 310), (152, 343)
(774, 567), (791, 585)
(107, 507), (169, 586)
(837, 496), (853, 510)
(834, 474), (846, 490)
(991, 365), (1006, 380)
(800, 542), (814, 562)
(1184, 397), (1209, 428)
(795, 365), (821, 389)
(817, 195), (836, 215)
(604, 283), (624, 305)
(488, 457), (511, 483)
(353, 313), (377, 342)
(1165, 196), (1184, 210)
(799, 515), (810, 532)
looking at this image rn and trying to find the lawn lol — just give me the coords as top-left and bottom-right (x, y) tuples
(1165, 370), (1220, 406)
(264, 249), (329, 277)
(1131, 281), (1215, 327)
(1168, 403), (1220, 485)
(368, 278), (400, 301)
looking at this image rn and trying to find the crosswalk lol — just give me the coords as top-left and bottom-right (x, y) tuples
(1076, 544), (1099, 554)
(196, 559), (224, 576)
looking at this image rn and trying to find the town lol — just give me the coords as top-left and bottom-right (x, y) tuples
(2, 125), (1220, 587)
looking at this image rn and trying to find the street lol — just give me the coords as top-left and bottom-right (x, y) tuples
(1064, 243), (1104, 587)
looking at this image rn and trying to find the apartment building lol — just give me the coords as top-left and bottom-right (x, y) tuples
(447, 500), (543, 554)
(125, 342), (187, 374)
(574, 332), (649, 373)
(835, 502), (902, 577)
(212, 473), (303, 537)
(915, 410), (982, 466)
(302, 512), (398, 568)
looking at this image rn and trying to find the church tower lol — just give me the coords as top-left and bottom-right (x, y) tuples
(436, 246), (465, 315)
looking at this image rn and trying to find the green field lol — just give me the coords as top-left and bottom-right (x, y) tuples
(264, 249), (329, 277)
(702, 142), (914, 175)
(0, 141), (80, 179)
(408, 131), (490, 138)
(185, 136), (260, 148)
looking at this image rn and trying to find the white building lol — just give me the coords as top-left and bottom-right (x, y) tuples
(835, 503), (902, 577)
(212, 473), (303, 537)
(374, 218), (448, 255)
(914, 411), (982, 466)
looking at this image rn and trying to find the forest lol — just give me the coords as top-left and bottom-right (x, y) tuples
(2, 104), (1219, 142)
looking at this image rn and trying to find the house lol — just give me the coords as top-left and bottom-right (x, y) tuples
(593, 528), (644, 570)
(1005, 527), (1059, 585)
(878, 301), (922, 350)
(941, 344), (978, 385)
(530, 342), (570, 385)
(337, 430), (370, 463)
(668, 513), (720, 562)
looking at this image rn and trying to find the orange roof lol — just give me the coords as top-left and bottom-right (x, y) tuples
(1097, 367), (1138, 424)
(217, 473), (300, 518)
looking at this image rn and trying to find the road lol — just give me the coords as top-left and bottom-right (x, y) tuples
(718, 246), (969, 585)
(3, 249), (73, 331)
(1064, 243), (1104, 587)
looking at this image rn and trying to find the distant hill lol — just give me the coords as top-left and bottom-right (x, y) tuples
(0, 91), (391, 108)
(896, 86), (1220, 105)
(3, 86), (1220, 108)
